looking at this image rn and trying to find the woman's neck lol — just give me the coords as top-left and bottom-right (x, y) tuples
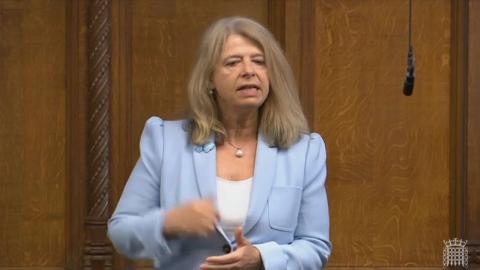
(220, 111), (259, 144)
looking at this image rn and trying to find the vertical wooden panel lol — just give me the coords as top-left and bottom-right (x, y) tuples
(284, 0), (302, 83)
(66, 0), (89, 268)
(450, 0), (468, 242)
(467, 0), (480, 265)
(267, 0), (286, 48)
(285, 0), (316, 127)
(299, 0), (316, 128)
(0, 0), (66, 266)
(312, 0), (450, 266)
(111, 0), (134, 268)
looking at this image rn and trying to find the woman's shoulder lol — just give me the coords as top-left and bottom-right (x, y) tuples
(144, 116), (187, 125)
(140, 116), (190, 150)
(295, 132), (326, 148)
(144, 116), (189, 132)
(288, 132), (327, 159)
(140, 116), (189, 144)
(280, 132), (326, 157)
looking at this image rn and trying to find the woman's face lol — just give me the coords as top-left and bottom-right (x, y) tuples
(212, 34), (270, 114)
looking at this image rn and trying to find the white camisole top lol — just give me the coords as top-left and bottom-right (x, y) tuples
(216, 176), (253, 240)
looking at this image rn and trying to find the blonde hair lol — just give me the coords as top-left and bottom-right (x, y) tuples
(187, 17), (309, 148)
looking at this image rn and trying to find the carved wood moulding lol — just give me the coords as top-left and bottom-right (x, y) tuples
(84, 0), (113, 269)
(468, 241), (480, 266)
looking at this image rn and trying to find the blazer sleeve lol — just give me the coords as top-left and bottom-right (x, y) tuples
(107, 116), (173, 260)
(254, 133), (332, 269)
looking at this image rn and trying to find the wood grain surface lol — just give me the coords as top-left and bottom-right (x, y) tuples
(65, 0), (89, 267)
(467, 0), (480, 266)
(312, 0), (451, 266)
(0, 0), (66, 266)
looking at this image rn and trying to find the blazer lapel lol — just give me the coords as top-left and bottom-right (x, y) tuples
(192, 137), (217, 201)
(243, 134), (277, 235)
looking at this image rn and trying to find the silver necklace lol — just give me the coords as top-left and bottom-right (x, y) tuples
(226, 140), (245, 158)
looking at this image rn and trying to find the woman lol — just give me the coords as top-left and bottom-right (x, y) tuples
(108, 17), (331, 269)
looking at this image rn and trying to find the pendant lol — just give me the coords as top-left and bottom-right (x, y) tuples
(235, 149), (244, 158)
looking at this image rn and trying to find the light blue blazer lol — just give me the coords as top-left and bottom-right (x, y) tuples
(108, 117), (332, 269)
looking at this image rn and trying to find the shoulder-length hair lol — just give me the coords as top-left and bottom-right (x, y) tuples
(187, 16), (309, 148)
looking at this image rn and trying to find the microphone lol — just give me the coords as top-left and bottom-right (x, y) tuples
(403, 46), (415, 96)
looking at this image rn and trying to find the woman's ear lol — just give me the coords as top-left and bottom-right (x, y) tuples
(207, 80), (215, 91)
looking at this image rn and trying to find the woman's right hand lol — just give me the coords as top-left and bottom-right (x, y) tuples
(163, 199), (220, 238)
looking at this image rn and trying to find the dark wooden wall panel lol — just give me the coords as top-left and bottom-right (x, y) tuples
(0, 0), (66, 266)
(312, 0), (451, 267)
(467, 0), (480, 265)
(110, 1), (133, 267)
(284, 0), (302, 83)
(65, 0), (89, 268)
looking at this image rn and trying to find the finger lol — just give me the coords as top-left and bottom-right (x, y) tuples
(205, 251), (239, 264)
(235, 227), (249, 246)
(200, 262), (238, 270)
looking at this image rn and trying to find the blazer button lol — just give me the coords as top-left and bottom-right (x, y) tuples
(222, 244), (231, 254)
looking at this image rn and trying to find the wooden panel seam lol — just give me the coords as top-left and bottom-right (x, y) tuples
(267, 0), (286, 48)
(299, 0), (315, 129)
(66, 0), (85, 269)
(466, 0), (480, 266)
(449, 0), (468, 239)
(111, 0), (134, 268)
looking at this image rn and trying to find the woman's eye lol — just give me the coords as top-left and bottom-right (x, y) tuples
(225, 61), (238, 67)
(253, 59), (265, 65)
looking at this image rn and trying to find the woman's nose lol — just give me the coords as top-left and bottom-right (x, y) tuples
(241, 61), (255, 78)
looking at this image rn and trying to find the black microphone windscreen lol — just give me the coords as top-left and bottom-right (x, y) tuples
(403, 76), (414, 96)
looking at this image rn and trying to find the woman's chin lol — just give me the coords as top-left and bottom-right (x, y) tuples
(228, 102), (264, 113)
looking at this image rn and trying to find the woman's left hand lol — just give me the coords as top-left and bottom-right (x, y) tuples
(200, 227), (263, 270)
